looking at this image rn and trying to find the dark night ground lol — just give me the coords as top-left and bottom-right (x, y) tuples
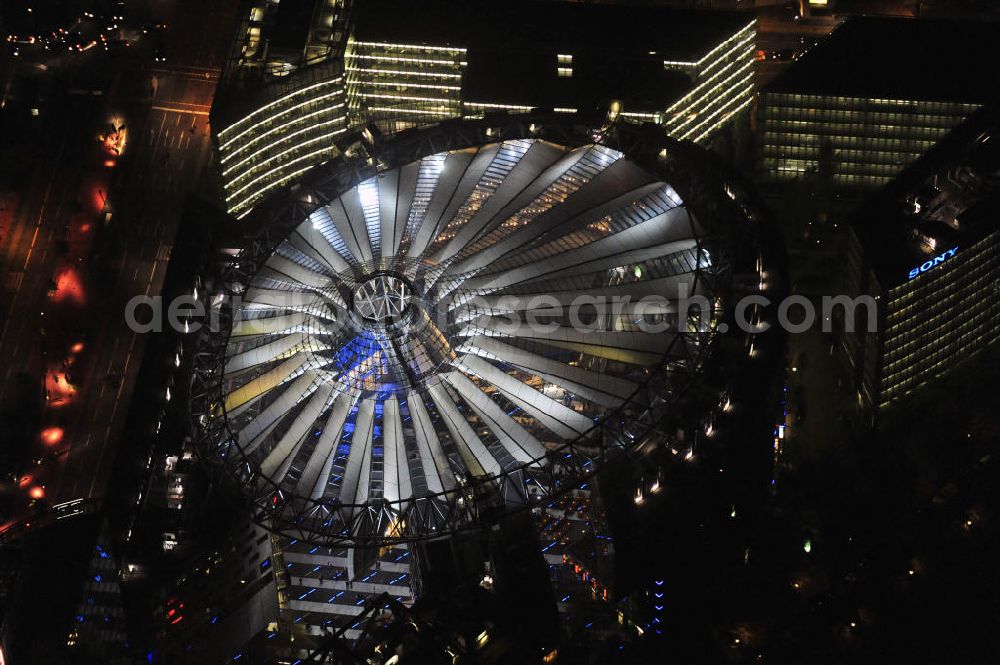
(584, 345), (1000, 664)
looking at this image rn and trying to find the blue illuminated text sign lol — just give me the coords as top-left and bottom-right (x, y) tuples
(908, 246), (958, 279)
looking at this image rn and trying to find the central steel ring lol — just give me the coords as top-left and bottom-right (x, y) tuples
(351, 272), (414, 325)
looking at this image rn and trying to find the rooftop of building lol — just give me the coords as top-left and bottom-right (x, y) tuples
(352, 0), (750, 112)
(853, 104), (1000, 289)
(763, 16), (1000, 105)
(460, 45), (695, 111)
(351, 0), (750, 60)
(270, 0), (316, 51)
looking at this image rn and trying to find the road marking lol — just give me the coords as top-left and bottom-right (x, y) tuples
(0, 150), (62, 349)
(4, 272), (23, 291)
(87, 257), (159, 499)
(23, 226), (41, 270)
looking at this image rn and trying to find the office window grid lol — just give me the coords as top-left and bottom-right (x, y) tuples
(761, 93), (981, 188)
(219, 76), (350, 217)
(345, 38), (466, 128)
(878, 232), (1000, 406)
(661, 20), (757, 143)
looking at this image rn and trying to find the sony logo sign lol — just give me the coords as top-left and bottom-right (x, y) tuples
(908, 246), (958, 279)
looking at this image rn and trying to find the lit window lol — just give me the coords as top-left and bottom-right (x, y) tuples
(557, 54), (573, 64)
(557, 67), (573, 78)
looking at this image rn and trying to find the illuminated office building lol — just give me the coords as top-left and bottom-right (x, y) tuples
(344, 0), (756, 139)
(760, 17), (1000, 189)
(214, 0), (757, 217)
(216, 71), (350, 219)
(839, 106), (1000, 419)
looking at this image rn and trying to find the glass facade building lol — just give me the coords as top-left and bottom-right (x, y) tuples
(344, 39), (466, 130)
(660, 20), (756, 144)
(761, 94), (977, 188)
(839, 106), (1000, 419)
(759, 17), (1000, 190)
(217, 67), (349, 217)
(878, 233), (1000, 407)
(213, 1), (757, 218)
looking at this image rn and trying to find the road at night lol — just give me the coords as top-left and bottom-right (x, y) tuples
(0, 0), (235, 531)
(55, 81), (216, 505)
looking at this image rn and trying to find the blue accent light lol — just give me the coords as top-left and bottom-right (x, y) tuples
(908, 246), (958, 279)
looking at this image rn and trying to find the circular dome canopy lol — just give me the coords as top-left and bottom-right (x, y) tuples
(199, 125), (739, 546)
